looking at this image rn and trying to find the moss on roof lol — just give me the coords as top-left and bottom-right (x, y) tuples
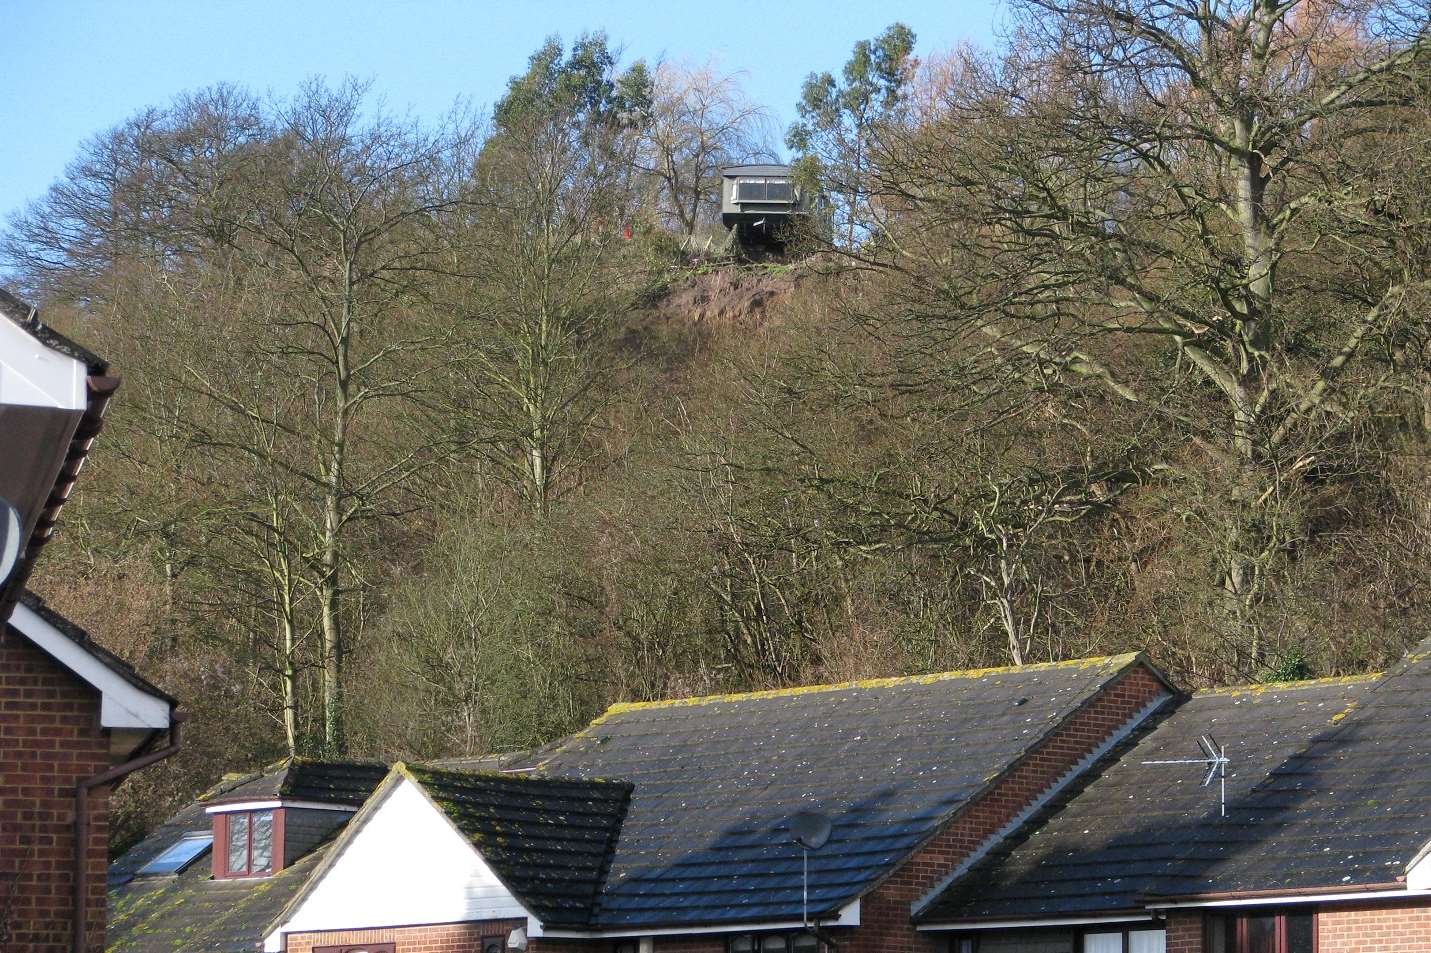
(597, 652), (1141, 717)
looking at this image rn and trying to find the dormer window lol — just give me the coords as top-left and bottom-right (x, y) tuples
(226, 810), (274, 876)
(211, 808), (282, 879)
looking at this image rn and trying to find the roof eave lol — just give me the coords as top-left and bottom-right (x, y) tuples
(1143, 881), (1412, 906)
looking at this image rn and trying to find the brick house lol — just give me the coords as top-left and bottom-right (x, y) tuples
(0, 288), (179, 953)
(109, 654), (1176, 953)
(917, 637), (1431, 953)
(109, 635), (1431, 953)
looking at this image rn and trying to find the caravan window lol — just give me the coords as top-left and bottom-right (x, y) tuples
(737, 178), (794, 202)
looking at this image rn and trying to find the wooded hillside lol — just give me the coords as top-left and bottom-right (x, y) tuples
(5, 3), (1430, 850)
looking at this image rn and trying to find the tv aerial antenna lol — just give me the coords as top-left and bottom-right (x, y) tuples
(1143, 735), (1230, 817)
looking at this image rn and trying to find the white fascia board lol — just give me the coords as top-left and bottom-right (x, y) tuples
(1146, 887), (1431, 910)
(205, 800), (359, 815)
(0, 315), (88, 410)
(919, 914), (1158, 932)
(532, 899), (861, 939)
(8, 601), (171, 730)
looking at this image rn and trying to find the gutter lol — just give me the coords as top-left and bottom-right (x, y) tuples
(72, 714), (182, 953)
(1143, 882), (1423, 910)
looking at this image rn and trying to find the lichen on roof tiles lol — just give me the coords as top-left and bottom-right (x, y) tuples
(537, 653), (1153, 928)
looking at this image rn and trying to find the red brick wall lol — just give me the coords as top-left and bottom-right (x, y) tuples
(286, 919), (526, 953)
(845, 665), (1170, 953)
(1164, 912), (1203, 953)
(1317, 899), (1431, 953)
(0, 628), (111, 953)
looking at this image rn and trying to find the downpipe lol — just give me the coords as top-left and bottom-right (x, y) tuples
(72, 716), (182, 953)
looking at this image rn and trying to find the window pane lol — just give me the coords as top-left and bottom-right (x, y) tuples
(1206, 916), (1230, 953)
(226, 814), (249, 874)
(761, 936), (789, 953)
(791, 933), (819, 953)
(250, 811), (273, 872)
(1084, 933), (1122, 953)
(1244, 916), (1277, 953)
(1285, 913), (1314, 953)
(1129, 931), (1165, 953)
(138, 834), (213, 875)
(739, 181), (768, 201)
(766, 182), (794, 202)
(730, 937), (756, 953)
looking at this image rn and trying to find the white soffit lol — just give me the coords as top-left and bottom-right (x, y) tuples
(205, 800), (358, 815)
(532, 900), (862, 939)
(8, 601), (171, 730)
(0, 315), (88, 410)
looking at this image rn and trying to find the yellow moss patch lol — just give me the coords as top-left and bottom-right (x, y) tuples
(1195, 672), (1382, 699)
(593, 653), (1139, 719)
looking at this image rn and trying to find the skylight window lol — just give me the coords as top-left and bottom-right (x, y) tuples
(137, 833), (212, 876)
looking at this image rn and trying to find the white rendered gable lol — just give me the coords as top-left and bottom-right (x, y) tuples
(265, 777), (532, 951)
(1408, 838), (1431, 891)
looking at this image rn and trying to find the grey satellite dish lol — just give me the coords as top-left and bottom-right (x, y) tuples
(790, 810), (832, 850)
(0, 499), (22, 585)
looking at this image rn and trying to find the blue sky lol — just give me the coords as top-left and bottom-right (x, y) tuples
(2, 0), (1001, 223)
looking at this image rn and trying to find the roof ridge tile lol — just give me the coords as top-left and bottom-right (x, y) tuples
(597, 652), (1141, 717)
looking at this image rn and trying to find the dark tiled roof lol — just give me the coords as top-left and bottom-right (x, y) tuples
(1196, 644), (1431, 895)
(109, 840), (330, 953)
(203, 759), (389, 807)
(404, 764), (632, 927)
(15, 589), (175, 705)
(919, 674), (1383, 922)
(536, 654), (1158, 928)
(108, 760), (382, 952)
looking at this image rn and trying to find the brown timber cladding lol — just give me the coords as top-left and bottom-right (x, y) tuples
(0, 629), (111, 953)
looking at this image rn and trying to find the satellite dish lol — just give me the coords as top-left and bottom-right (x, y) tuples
(0, 499), (22, 585)
(790, 810), (832, 850)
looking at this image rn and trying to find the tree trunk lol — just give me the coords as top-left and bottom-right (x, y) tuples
(320, 285), (354, 757)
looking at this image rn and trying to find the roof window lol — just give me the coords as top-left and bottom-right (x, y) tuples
(135, 833), (212, 876)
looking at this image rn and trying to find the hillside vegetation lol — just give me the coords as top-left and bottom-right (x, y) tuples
(4, 8), (1430, 849)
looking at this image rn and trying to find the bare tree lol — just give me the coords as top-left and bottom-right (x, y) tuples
(638, 61), (775, 237)
(450, 35), (647, 516)
(860, 0), (1431, 660)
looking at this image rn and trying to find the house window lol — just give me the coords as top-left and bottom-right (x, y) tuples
(223, 810), (274, 876)
(483, 936), (507, 953)
(1081, 927), (1165, 953)
(1207, 911), (1316, 953)
(950, 936), (979, 953)
(313, 946), (395, 953)
(728, 933), (823, 953)
(613, 943), (640, 953)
